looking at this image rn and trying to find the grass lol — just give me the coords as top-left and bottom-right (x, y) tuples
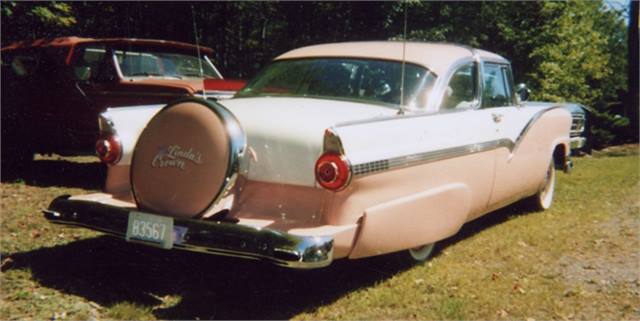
(1, 147), (638, 320)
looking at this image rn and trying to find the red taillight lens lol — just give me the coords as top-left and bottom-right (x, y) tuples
(95, 135), (122, 165)
(315, 152), (351, 191)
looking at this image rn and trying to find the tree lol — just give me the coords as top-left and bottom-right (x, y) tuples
(628, 0), (639, 142)
(1, 1), (632, 146)
(1, 2), (76, 42)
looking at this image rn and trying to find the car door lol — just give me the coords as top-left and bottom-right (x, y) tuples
(482, 62), (545, 209)
(431, 60), (498, 219)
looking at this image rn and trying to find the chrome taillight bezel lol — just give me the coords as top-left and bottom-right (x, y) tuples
(95, 134), (122, 165)
(315, 151), (351, 191)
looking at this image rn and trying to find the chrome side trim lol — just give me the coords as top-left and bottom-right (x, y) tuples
(204, 55), (223, 79)
(427, 56), (478, 112)
(91, 91), (191, 98)
(352, 139), (513, 177)
(512, 105), (564, 153)
(44, 196), (333, 269)
(348, 105), (567, 177)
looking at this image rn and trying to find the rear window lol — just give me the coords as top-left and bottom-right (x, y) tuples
(237, 58), (436, 108)
(113, 48), (221, 79)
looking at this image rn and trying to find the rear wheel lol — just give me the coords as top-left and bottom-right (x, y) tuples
(408, 243), (435, 262)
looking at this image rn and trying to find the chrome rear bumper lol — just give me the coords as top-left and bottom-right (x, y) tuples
(44, 195), (333, 269)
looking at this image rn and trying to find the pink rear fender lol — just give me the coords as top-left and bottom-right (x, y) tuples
(349, 183), (471, 259)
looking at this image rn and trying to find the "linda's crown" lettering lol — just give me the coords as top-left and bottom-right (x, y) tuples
(152, 145), (203, 170)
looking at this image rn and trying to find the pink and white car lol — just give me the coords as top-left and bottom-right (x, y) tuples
(45, 42), (574, 269)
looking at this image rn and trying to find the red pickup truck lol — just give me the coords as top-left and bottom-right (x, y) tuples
(1, 37), (245, 171)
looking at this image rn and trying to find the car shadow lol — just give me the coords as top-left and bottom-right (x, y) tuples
(2, 202), (533, 320)
(2, 236), (416, 319)
(1, 158), (106, 190)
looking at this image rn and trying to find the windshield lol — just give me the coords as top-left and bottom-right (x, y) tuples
(236, 58), (436, 108)
(114, 49), (221, 79)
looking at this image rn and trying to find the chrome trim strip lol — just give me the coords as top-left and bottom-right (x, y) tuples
(334, 109), (433, 128)
(353, 139), (513, 177)
(195, 91), (236, 101)
(204, 55), (223, 79)
(349, 105), (567, 177)
(512, 105), (564, 152)
(427, 56), (477, 112)
(91, 91), (191, 97)
(44, 196), (333, 269)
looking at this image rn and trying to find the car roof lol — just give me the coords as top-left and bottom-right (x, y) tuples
(1, 36), (214, 55)
(276, 41), (509, 76)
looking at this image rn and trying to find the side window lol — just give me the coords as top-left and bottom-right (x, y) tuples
(482, 63), (511, 108)
(73, 45), (108, 81)
(440, 62), (477, 110)
(115, 50), (163, 76)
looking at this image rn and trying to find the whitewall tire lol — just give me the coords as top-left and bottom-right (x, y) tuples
(531, 160), (556, 211)
(408, 243), (435, 262)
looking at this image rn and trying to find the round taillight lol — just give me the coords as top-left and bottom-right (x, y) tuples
(95, 135), (122, 165)
(315, 152), (351, 191)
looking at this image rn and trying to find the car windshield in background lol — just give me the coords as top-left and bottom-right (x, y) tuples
(113, 49), (221, 79)
(237, 58), (436, 108)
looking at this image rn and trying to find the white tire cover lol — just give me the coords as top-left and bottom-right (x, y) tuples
(131, 100), (231, 218)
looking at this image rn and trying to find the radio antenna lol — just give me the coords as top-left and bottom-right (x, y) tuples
(399, 0), (408, 113)
(191, 5), (207, 99)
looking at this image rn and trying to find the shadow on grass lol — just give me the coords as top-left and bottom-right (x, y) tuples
(2, 236), (416, 319)
(2, 202), (533, 319)
(1, 159), (105, 190)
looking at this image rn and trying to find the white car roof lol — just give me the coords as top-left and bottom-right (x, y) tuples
(276, 41), (509, 76)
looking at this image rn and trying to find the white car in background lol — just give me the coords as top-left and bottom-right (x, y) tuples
(45, 41), (575, 269)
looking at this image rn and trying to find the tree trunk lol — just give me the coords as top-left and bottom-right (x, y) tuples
(628, 0), (639, 142)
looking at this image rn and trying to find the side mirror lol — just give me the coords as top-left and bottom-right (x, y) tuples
(516, 83), (530, 102)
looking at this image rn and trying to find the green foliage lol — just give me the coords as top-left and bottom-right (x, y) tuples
(520, 1), (629, 147)
(29, 2), (76, 27)
(106, 302), (154, 320)
(0, 1), (632, 146)
(592, 108), (632, 148)
(436, 297), (467, 320)
(1, 1), (76, 38)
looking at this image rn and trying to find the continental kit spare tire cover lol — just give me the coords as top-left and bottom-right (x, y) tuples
(131, 98), (245, 218)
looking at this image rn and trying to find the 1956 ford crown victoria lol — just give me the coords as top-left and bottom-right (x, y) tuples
(45, 42), (574, 269)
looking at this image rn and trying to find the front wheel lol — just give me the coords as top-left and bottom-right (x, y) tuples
(527, 160), (556, 211)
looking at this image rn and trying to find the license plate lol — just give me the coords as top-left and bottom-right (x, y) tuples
(126, 211), (174, 249)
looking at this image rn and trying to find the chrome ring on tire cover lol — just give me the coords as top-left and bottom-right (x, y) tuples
(130, 97), (246, 218)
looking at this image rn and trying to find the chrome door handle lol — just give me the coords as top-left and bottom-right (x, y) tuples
(492, 113), (503, 123)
